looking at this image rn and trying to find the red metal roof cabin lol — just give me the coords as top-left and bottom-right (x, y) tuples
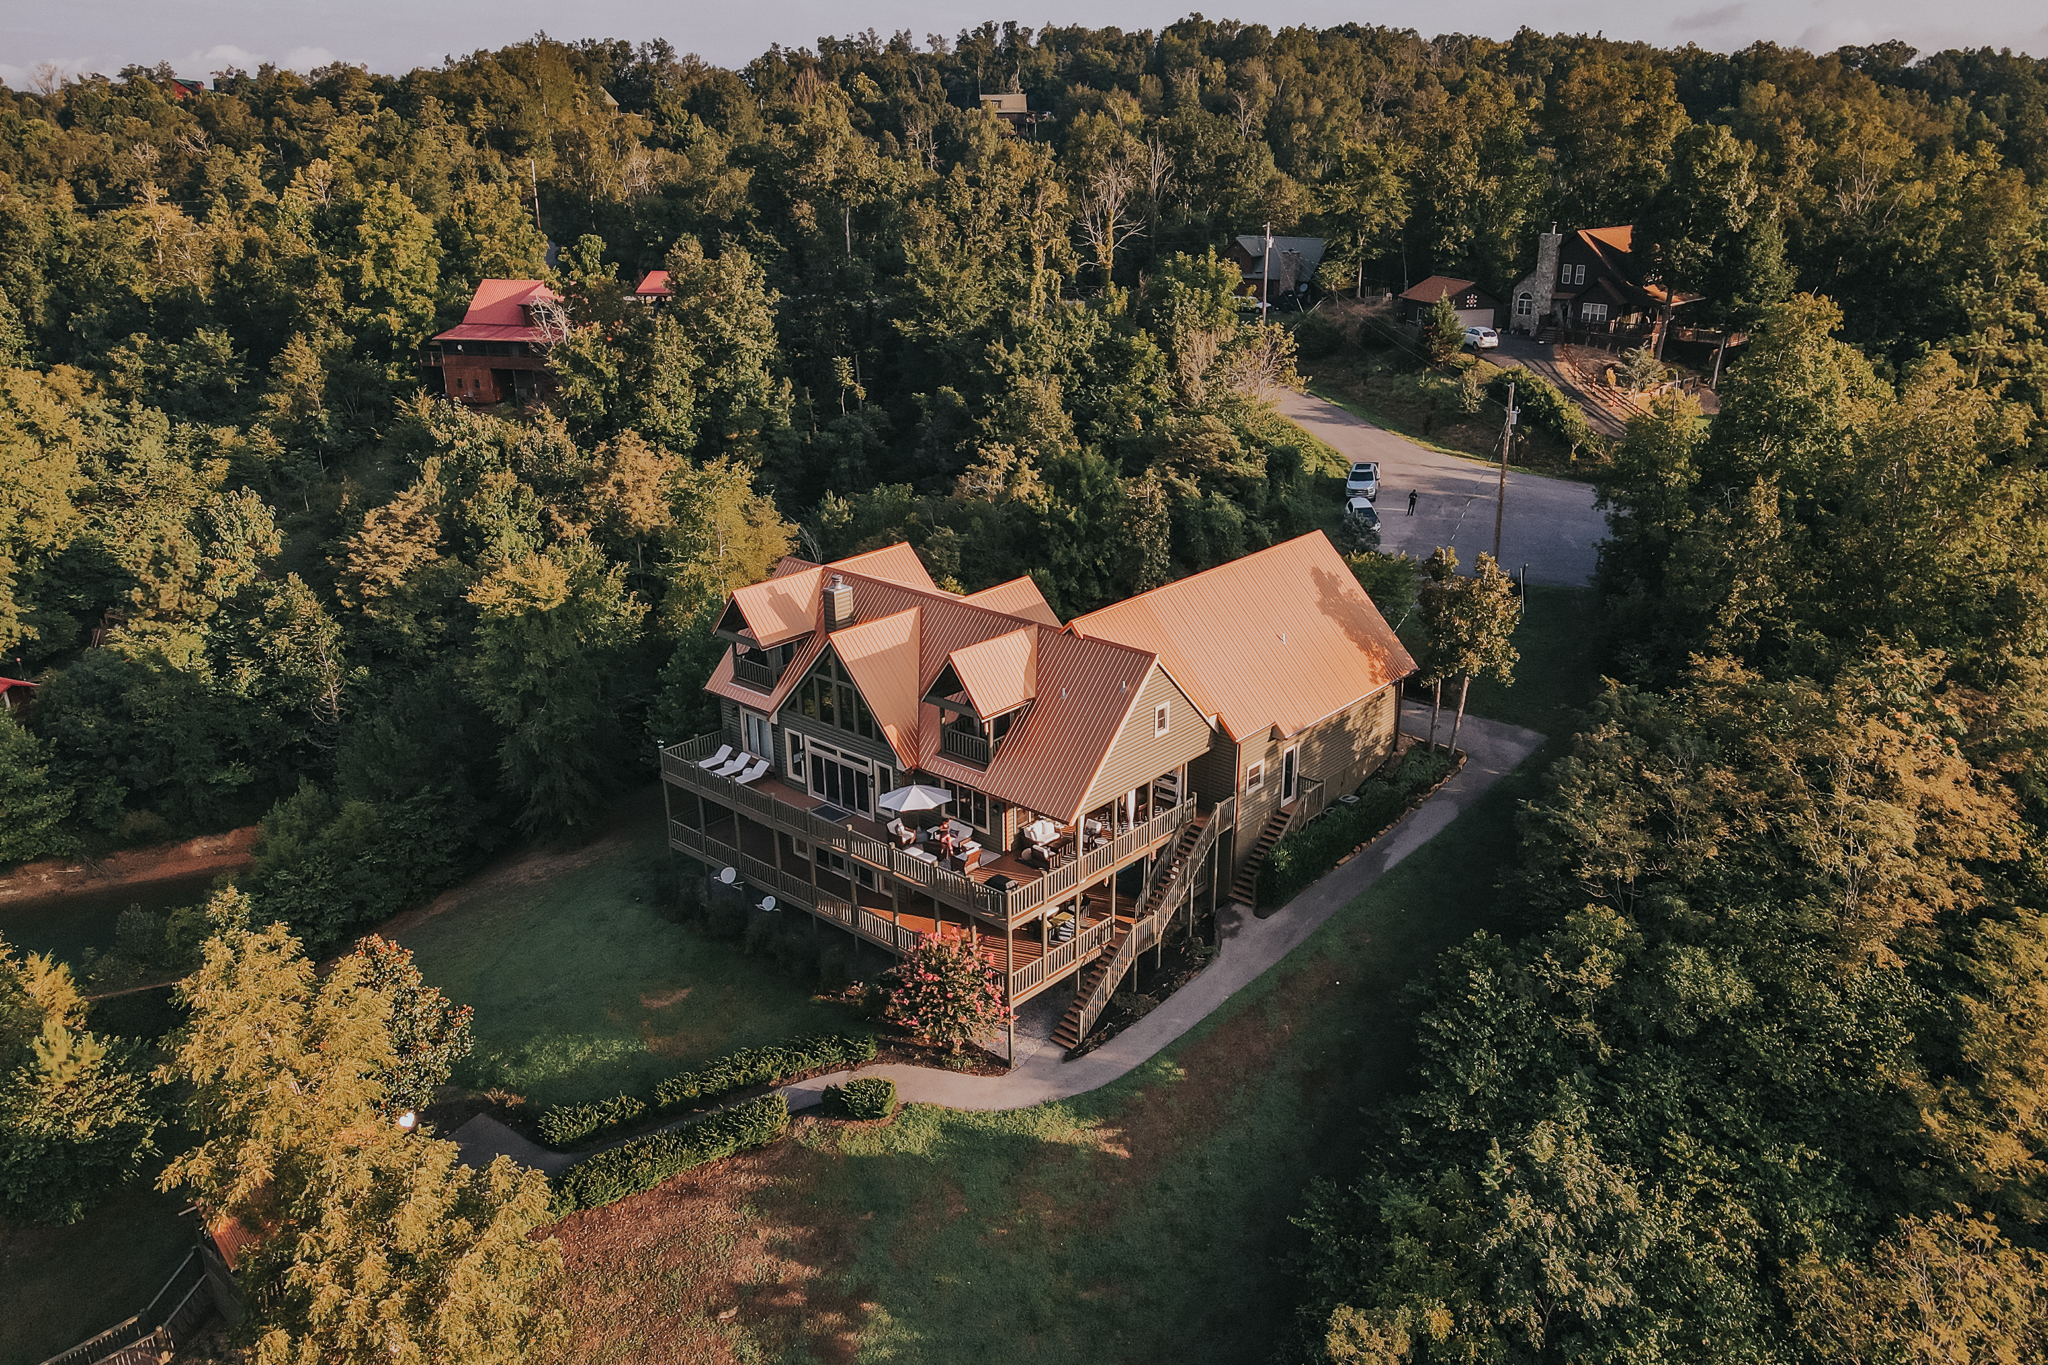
(421, 280), (561, 408)
(0, 676), (37, 720)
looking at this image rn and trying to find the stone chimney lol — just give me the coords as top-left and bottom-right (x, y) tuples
(1512, 226), (1565, 335)
(822, 575), (855, 632)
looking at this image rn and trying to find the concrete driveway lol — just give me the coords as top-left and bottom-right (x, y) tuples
(1278, 388), (1607, 587)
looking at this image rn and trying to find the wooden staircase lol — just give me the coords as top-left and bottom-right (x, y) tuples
(1051, 803), (1231, 1051)
(1229, 807), (1294, 908)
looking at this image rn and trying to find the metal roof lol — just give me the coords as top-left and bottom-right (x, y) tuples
(946, 628), (1038, 718)
(433, 279), (558, 343)
(1067, 532), (1417, 744)
(960, 576), (1060, 626)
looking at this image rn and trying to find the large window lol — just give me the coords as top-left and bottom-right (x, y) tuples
(1582, 303), (1609, 324)
(934, 777), (999, 837)
(805, 738), (884, 816)
(1516, 292), (1533, 316)
(796, 655), (878, 743)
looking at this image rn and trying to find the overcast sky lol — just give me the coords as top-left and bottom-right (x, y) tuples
(5, 1), (2046, 90)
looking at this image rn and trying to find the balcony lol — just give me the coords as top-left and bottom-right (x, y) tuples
(661, 732), (1209, 925)
(731, 652), (784, 692)
(940, 727), (991, 766)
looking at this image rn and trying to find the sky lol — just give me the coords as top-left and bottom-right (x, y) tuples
(4, 0), (2046, 90)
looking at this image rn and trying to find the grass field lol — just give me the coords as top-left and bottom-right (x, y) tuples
(0, 1166), (195, 1363)
(543, 595), (1607, 1364)
(393, 805), (856, 1111)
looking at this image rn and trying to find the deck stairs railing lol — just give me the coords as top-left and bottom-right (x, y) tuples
(1052, 797), (1233, 1049)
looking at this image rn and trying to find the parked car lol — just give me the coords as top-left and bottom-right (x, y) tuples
(1463, 326), (1500, 350)
(1344, 496), (1380, 531)
(1345, 461), (1380, 500)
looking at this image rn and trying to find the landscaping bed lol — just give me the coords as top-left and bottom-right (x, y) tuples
(1257, 746), (1463, 908)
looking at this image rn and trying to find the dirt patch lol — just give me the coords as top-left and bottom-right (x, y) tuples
(543, 1116), (870, 1365)
(640, 986), (694, 1009)
(0, 826), (257, 904)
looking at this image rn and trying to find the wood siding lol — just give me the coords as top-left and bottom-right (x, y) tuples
(1226, 683), (1402, 878)
(1077, 663), (1214, 815)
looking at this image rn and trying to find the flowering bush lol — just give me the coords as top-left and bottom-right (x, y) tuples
(879, 935), (1009, 1054)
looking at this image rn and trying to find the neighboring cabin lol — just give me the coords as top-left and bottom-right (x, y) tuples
(1397, 276), (1501, 331)
(420, 279), (561, 407)
(660, 532), (1414, 1053)
(1223, 235), (1326, 306)
(1507, 225), (1696, 345)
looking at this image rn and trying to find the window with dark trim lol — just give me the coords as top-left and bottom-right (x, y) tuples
(797, 655), (877, 742)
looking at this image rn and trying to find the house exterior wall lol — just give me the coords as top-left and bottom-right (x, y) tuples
(1077, 663), (1214, 816)
(1508, 230), (1563, 333)
(1223, 682), (1403, 880)
(1188, 733), (1239, 811)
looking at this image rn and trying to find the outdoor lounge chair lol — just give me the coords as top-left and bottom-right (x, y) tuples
(887, 819), (918, 846)
(733, 758), (770, 785)
(696, 744), (733, 770)
(714, 751), (753, 777)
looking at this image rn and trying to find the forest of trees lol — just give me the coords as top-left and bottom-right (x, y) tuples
(3, 18), (2048, 1360)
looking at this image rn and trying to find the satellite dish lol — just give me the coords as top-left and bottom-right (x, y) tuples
(758, 895), (778, 913)
(718, 866), (737, 885)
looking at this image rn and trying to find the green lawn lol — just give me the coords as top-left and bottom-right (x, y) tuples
(0, 1168), (196, 1364)
(551, 606), (1610, 1363)
(554, 767), (1543, 1364)
(397, 826), (855, 1110)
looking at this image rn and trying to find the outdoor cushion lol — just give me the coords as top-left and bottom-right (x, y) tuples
(714, 751), (753, 777)
(734, 758), (770, 785)
(696, 744), (733, 770)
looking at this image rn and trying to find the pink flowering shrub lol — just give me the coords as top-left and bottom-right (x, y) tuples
(879, 935), (1010, 1054)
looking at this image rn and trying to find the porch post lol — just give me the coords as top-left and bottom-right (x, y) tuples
(1005, 927), (1015, 1066)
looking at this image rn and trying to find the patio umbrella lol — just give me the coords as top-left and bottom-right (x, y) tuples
(1022, 817), (1062, 845)
(877, 784), (953, 816)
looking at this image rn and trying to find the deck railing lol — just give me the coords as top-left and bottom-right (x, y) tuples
(939, 727), (991, 766)
(1006, 913), (1119, 1001)
(1063, 795), (1234, 1040)
(731, 653), (784, 691)
(664, 734), (1209, 926)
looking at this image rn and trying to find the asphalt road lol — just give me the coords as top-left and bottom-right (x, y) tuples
(1277, 388), (1607, 587)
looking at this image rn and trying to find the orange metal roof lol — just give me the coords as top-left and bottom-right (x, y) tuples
(946, 628), (1037, 718)
(434, 279), (558, 342)
(636, 270), (671, 296)
(828, 543), (939, 592)
(961, 576), (1060, 626)
(830, 608), (923, 757)
(704, 542), (1177, 820)
(729, 566), (823, 647)
(1067, 532), (1416, 744)
(1582, 225), (1633, 253)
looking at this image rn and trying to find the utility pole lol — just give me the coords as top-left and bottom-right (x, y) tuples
(1258, 223), (1274, 315)
(529, 157), (542, 237)
(1493, 382), (1516, 561)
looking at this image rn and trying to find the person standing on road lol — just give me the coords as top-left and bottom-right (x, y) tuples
(1407, 489), (1419, 516)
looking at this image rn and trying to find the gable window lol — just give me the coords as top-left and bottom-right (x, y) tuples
(797, 655), (878, 743)
(1516, 292), (1533, 316)
(1246, 761), (1264, 793)
(1155, 701), (1170, 736)
(1582, 302), (1609, 324)
(1463, 294), (1478, 307)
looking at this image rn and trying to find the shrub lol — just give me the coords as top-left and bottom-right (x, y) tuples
(823, 1076), (895, 1120)
(652, 1033), (876, 1109)
(532, 1033), (876, 1151)
(551, 1094), (789, 1214)
(1485, 366), (1593, 453)
(879, 937), (1009, 1054)
(1258, 751), (1456, 907)
(536, 1094), (647, 1149)
(1293, 312), (1344, 359)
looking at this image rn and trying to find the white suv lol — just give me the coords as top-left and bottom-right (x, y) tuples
(1345, 462), (1380, 500)
(1463, 326), (1500, 350)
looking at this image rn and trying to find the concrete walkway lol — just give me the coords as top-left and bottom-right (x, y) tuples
(1276, 388), (1605, 587)
(452, 703), (1542, 1170)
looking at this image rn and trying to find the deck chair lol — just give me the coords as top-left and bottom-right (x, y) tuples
(695, 744), (733, 770)
(757, 895), (778, 913)
(713, 751), (752, 777)
(733, 758), (770, 785)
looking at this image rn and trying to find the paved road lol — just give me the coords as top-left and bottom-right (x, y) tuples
(450, 704), (1542, 1170)
(1276, 388), (1607, 587)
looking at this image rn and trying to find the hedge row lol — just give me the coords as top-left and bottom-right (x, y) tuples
(1259, 750), (1455, 907)
(824, 1076), (896, 1120)
(536, 1033), (877, 1150)
(551, 1095), (790, 1215)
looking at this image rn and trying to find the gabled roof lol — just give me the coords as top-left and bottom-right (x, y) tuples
(1399, 275), (1481, 304)
(829, 543), (939, 592)
(961, 576), (1060, 626)
(1067, 532), (1416, 744)
(705, 544), (1184, 822)
(1232, 235), (1326, 279)
(945, 628), (1037, 718)
(635, 270), (671, 297)
(433, 279), (560, 343)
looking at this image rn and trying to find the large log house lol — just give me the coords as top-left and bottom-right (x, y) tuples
(661, 532), (1416, 1054)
